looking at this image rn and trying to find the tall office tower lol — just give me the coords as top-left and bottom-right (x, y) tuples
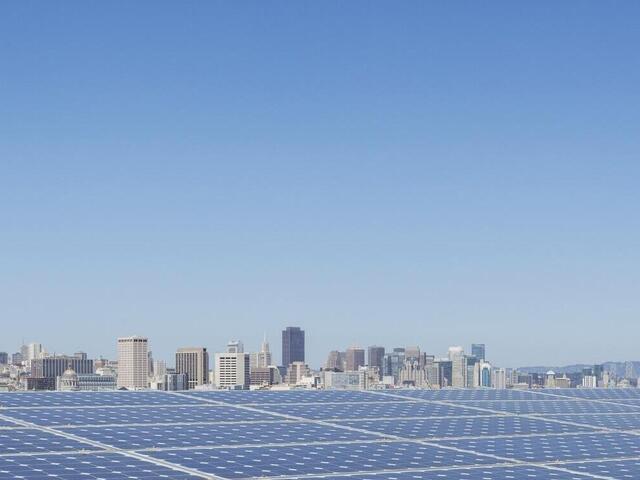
(117, 336), (149, 390)
(74, 352), (88, 360)
(471, 344), (486, 361)
(424, 355), (439, 387)
(215, 350), (250, 389)
(466, 356), (479, 388)
(175, 347), (209, 389)
(282, 327), (305, 370)
(448, 346), (466, 388)
(479, 362), (492, 387)
(325, 351), (345, 371)
(21, 343), (44, 367)
(153, 360), (167, 377)
(226, 340), (244, 354)
(345, 346), (365, 371)
(0, 352), (8, 365)
(251, 334), (272, 368)
(383, 348), (406, 384)
(367, 346), (385, 378)
(11, 352), (23, 366)
(147, 351), (154, 377)
(493, 368), (507, 389)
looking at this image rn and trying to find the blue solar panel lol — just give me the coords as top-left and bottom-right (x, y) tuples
(388, 389), (554, 401)
(60, 422), (379, 449)
(1, 405), (280, 426)
(184, 389), (405, 405)
(562, 458), (640, 478)
(298, 465), (593, 479)
(543, 388), (640, 400)
(447, 399), (640, 415)
(258, 401), (489, 420)
(0, 429), (99, 454)
(0, 391), (206, 408)
(332, 415), (593, 438)
(440, 432), (640, 462)
(0, 453), (202, 479)
(143, 441), (501, 478)
(545, 412), (640, 430)
(1, 389), (640, 479)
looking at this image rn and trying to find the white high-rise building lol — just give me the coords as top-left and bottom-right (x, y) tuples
(215, 342), (250, 389)
(493, 367), (507, 389)
(117, 336), (149, 390)
(250, 334), (272, 369)
(448, 346), (466, 388)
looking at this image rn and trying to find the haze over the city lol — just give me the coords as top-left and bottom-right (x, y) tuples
(2, 2), (639, 368)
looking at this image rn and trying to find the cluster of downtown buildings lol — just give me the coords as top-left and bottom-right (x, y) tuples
(0, 327), (634, 392)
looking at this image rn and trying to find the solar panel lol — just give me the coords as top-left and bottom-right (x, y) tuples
(258, 401), (489, 420)
(59, 422), (380, 449)
(2, 389), (640, 479)
(332, 415), (593, 439)
(0, 453), (202, 479)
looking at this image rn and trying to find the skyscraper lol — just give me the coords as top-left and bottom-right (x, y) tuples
(383, 348), (405, 384)
(325, 351), (345, 371)
(471, 344), (486, 361)
(117, 336), (149, 390)
(345, 346), (365, 371)
(0, 352), (8, 365)
(251, 334), (272, 368)
(282, 327), (305, 369)
(367, 346), (385, 378)
(448, 346), (466, 388)
(175, 347), (209, 389)
(215, 350), (250, 390)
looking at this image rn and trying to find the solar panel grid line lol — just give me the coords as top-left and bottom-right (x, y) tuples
(330, 413), (507, 422)
(167, 392), (585, 473)
(56, 418), (300, 429)
(163, 391), (548, 472)
(366, 390), (623, 435)
(169, 388), (640, 479)
(0, 411), (218, 479)
(133, 438), (398, 452)
(327, 429), (602, 443)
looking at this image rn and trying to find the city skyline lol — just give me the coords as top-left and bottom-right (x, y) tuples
(4, 333), (640, 373)
(3, 2), (640, 367)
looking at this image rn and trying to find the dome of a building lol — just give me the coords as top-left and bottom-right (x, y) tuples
(546, 370), (555, 376)
(62, 367), (77, 380)
(59, 364), (79, 391)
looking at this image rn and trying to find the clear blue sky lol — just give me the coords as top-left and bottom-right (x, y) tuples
(1, 2), (639, 368)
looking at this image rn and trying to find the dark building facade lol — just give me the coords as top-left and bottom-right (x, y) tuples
(0, 352), (8, 365)
(367, 346), (385, 378)
(281, 326), (305, 370)
(471, 344), (486, 361)
(31, 356), (94, 385)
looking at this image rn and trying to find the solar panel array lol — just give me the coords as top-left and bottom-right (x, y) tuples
(2, 388), (640, 479)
